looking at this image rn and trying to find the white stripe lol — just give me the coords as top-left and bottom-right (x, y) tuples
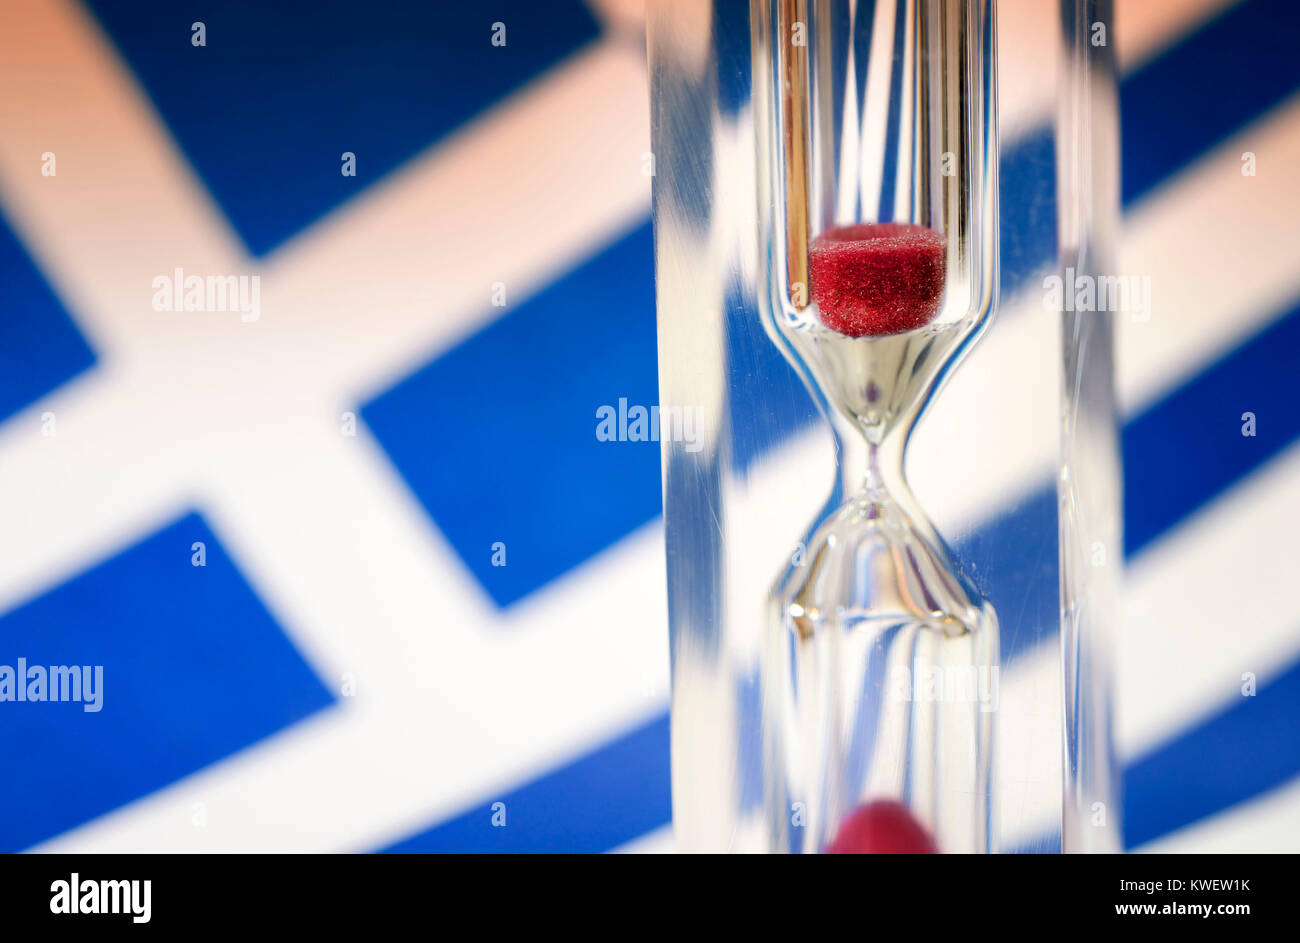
(1136, 776), (1300, 853)
(1119, 442), (1300, 760)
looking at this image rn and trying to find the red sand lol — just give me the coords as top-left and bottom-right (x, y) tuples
(826, 800), (939, 854)
(809, 223), (946, 337)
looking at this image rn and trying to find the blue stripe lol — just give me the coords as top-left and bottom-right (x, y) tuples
(0, 212), (97, 424)
(1125, 656), (1300, 848)
(380, 714), (671, 853)
(1125, 299), (1300, 557)
(0, 513), (336, 852)
(1016, 652), (1300, 852)
(82, 0), (601, 255)
(1006, 832), (1062, 855)
(1120, 0), (1300, 206)
(955, 487), (1058, 664)
(1018, 646), (1300, 852)
(361, 222), (661, 608)
(999, 127), (1057, 297)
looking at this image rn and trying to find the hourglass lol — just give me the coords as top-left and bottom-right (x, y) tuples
(755, 0), (999, 853)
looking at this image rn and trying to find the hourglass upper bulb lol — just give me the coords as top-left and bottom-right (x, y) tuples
(809, 223), (947, 338)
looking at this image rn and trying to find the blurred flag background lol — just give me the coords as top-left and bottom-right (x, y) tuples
(0, 0), (1297, 853)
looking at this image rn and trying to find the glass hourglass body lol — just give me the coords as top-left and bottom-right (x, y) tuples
(754, 0), (999, 853)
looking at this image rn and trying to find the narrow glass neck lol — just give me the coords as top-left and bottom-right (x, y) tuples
(829, 408), (909, 503)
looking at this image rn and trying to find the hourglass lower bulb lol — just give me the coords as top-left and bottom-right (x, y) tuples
(759, 0), (1000, 854)
(827, 800), (939, 855)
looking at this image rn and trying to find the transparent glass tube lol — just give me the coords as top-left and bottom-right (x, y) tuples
(1056, 0), (1123, 855)
(753, 0), (999, 854)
